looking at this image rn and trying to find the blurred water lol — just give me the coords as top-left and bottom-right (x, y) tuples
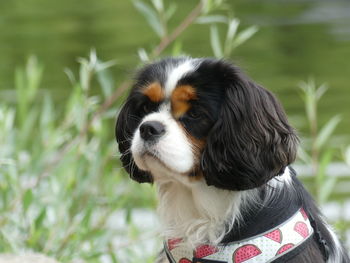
(0, 0), (349, 135)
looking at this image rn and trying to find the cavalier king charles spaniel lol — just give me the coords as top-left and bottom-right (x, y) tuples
(116, 57), (349, 263)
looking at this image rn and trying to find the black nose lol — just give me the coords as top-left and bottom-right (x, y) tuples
(139, 121), (165, 141)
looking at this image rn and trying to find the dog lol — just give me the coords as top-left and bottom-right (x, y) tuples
(116, 57), (349, 263)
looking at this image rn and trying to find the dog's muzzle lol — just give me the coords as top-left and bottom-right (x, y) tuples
(139, 121), (165, 142)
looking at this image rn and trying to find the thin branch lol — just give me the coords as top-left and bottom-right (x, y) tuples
(151, 1), (204, 57)
(35, 1), (205, 186)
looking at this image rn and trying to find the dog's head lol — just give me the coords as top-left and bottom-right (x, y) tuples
(116, 57), (298, 190)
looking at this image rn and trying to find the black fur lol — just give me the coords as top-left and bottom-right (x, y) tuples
(115, 87), (154, 183)
(196, 60), (299, 191)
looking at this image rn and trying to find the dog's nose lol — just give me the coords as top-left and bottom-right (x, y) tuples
(139, 121), (165, 141)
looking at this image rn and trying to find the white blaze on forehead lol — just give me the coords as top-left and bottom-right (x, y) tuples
(130, 59), (201, 179)
(164, 59), (195, 97)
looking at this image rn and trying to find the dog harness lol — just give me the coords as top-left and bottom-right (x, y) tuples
(164, 208), (314, 263)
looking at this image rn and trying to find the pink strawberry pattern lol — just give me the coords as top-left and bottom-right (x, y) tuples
(168, 238), (182, 250)
(179, 258), (192, 263)
(300, 208), (308, 221)
(194, 245), (218, 258)
(233, 244), (262, 263)
(294, 221), (309, 238)
(168, 210), (312, 263)
(276, 243), (294, 255)
(264, 229), (282, 243)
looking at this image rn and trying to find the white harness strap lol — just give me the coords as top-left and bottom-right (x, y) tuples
(165, 208), (313, 263)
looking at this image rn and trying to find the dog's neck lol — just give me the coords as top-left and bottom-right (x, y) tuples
(156, 178), (246, 248)
(155, 167), (293, 248)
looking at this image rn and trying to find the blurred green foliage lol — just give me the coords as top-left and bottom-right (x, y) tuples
(298, 79), (342, 204)
(297, 79), (350, 244)
(0, 52), (157, 262)
(0, 0), (349, 262)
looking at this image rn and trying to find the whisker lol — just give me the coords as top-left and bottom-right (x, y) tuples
(117, 137), (132, 144)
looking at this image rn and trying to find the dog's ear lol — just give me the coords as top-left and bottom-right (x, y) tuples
(201, 68), (298, 191)
(115, 98), (153, 184)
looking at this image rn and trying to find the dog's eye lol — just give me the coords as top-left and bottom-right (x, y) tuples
(187, 108), (201, 119)
(142, 103), (150, 113)
(141, 102), (157, 114)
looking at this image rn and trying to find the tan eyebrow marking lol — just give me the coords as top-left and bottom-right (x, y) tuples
(142, 82), (164, 102)
(171, 85), (197, 119)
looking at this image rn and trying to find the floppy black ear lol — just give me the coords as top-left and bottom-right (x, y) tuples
(115, 98), (153, 184)
(201, 68), (298, 191)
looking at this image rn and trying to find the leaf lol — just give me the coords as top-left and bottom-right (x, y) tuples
(315, 115), (341, 149)
(95, 59), (117, 72)
(297, 145), (311, 163)
(2, 107), (15, 132)
(15, 67), (27, 125)
(40, 94), (54, 129)
(319, 176), (337, 204)
(226, 18), (239, 42)
(81, 207), (93, 228)
(64, 68), (76, 85)
(345, 146), (350, 166)
(210, 25), (223, 58)
(224, 18), (240, 56)
(196, 15), (227, 24)
(316, 149), (334, 188)
(26, 56), (43, 101)
(84, 251), (106, 259)
(79, 59), (91, 91)
(109, 252), (119, 263)
(315, 83), (328, 100)
(305, 92), (316, 123)
(138, 48), (150, 62)
(18, 110), (39, 148)
(133, 0), (164, 37)
(23, 189), (33, 213)
(96, 68), (115, 98)
(125, 207), (132, 224)
(151, 0), (163, 12)
(232, 25), (258, 49)
(165, 3), (177, 20)
(88, 49), (98, 67)
(171, 40), (183, 56)
(34, 207), (47, 229)
(202, 0), (213, 14)
(0, 229), (17, 251)
(202, 0), (225, 14)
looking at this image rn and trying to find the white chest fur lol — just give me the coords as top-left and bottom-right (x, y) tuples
(156, 178), (245, 248)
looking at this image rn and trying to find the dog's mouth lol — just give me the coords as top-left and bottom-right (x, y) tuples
(133, 146), (161, 167)
(143, 150), (174, 171)
(134, 148), (188, 176)
(142, 150), (160, 162)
